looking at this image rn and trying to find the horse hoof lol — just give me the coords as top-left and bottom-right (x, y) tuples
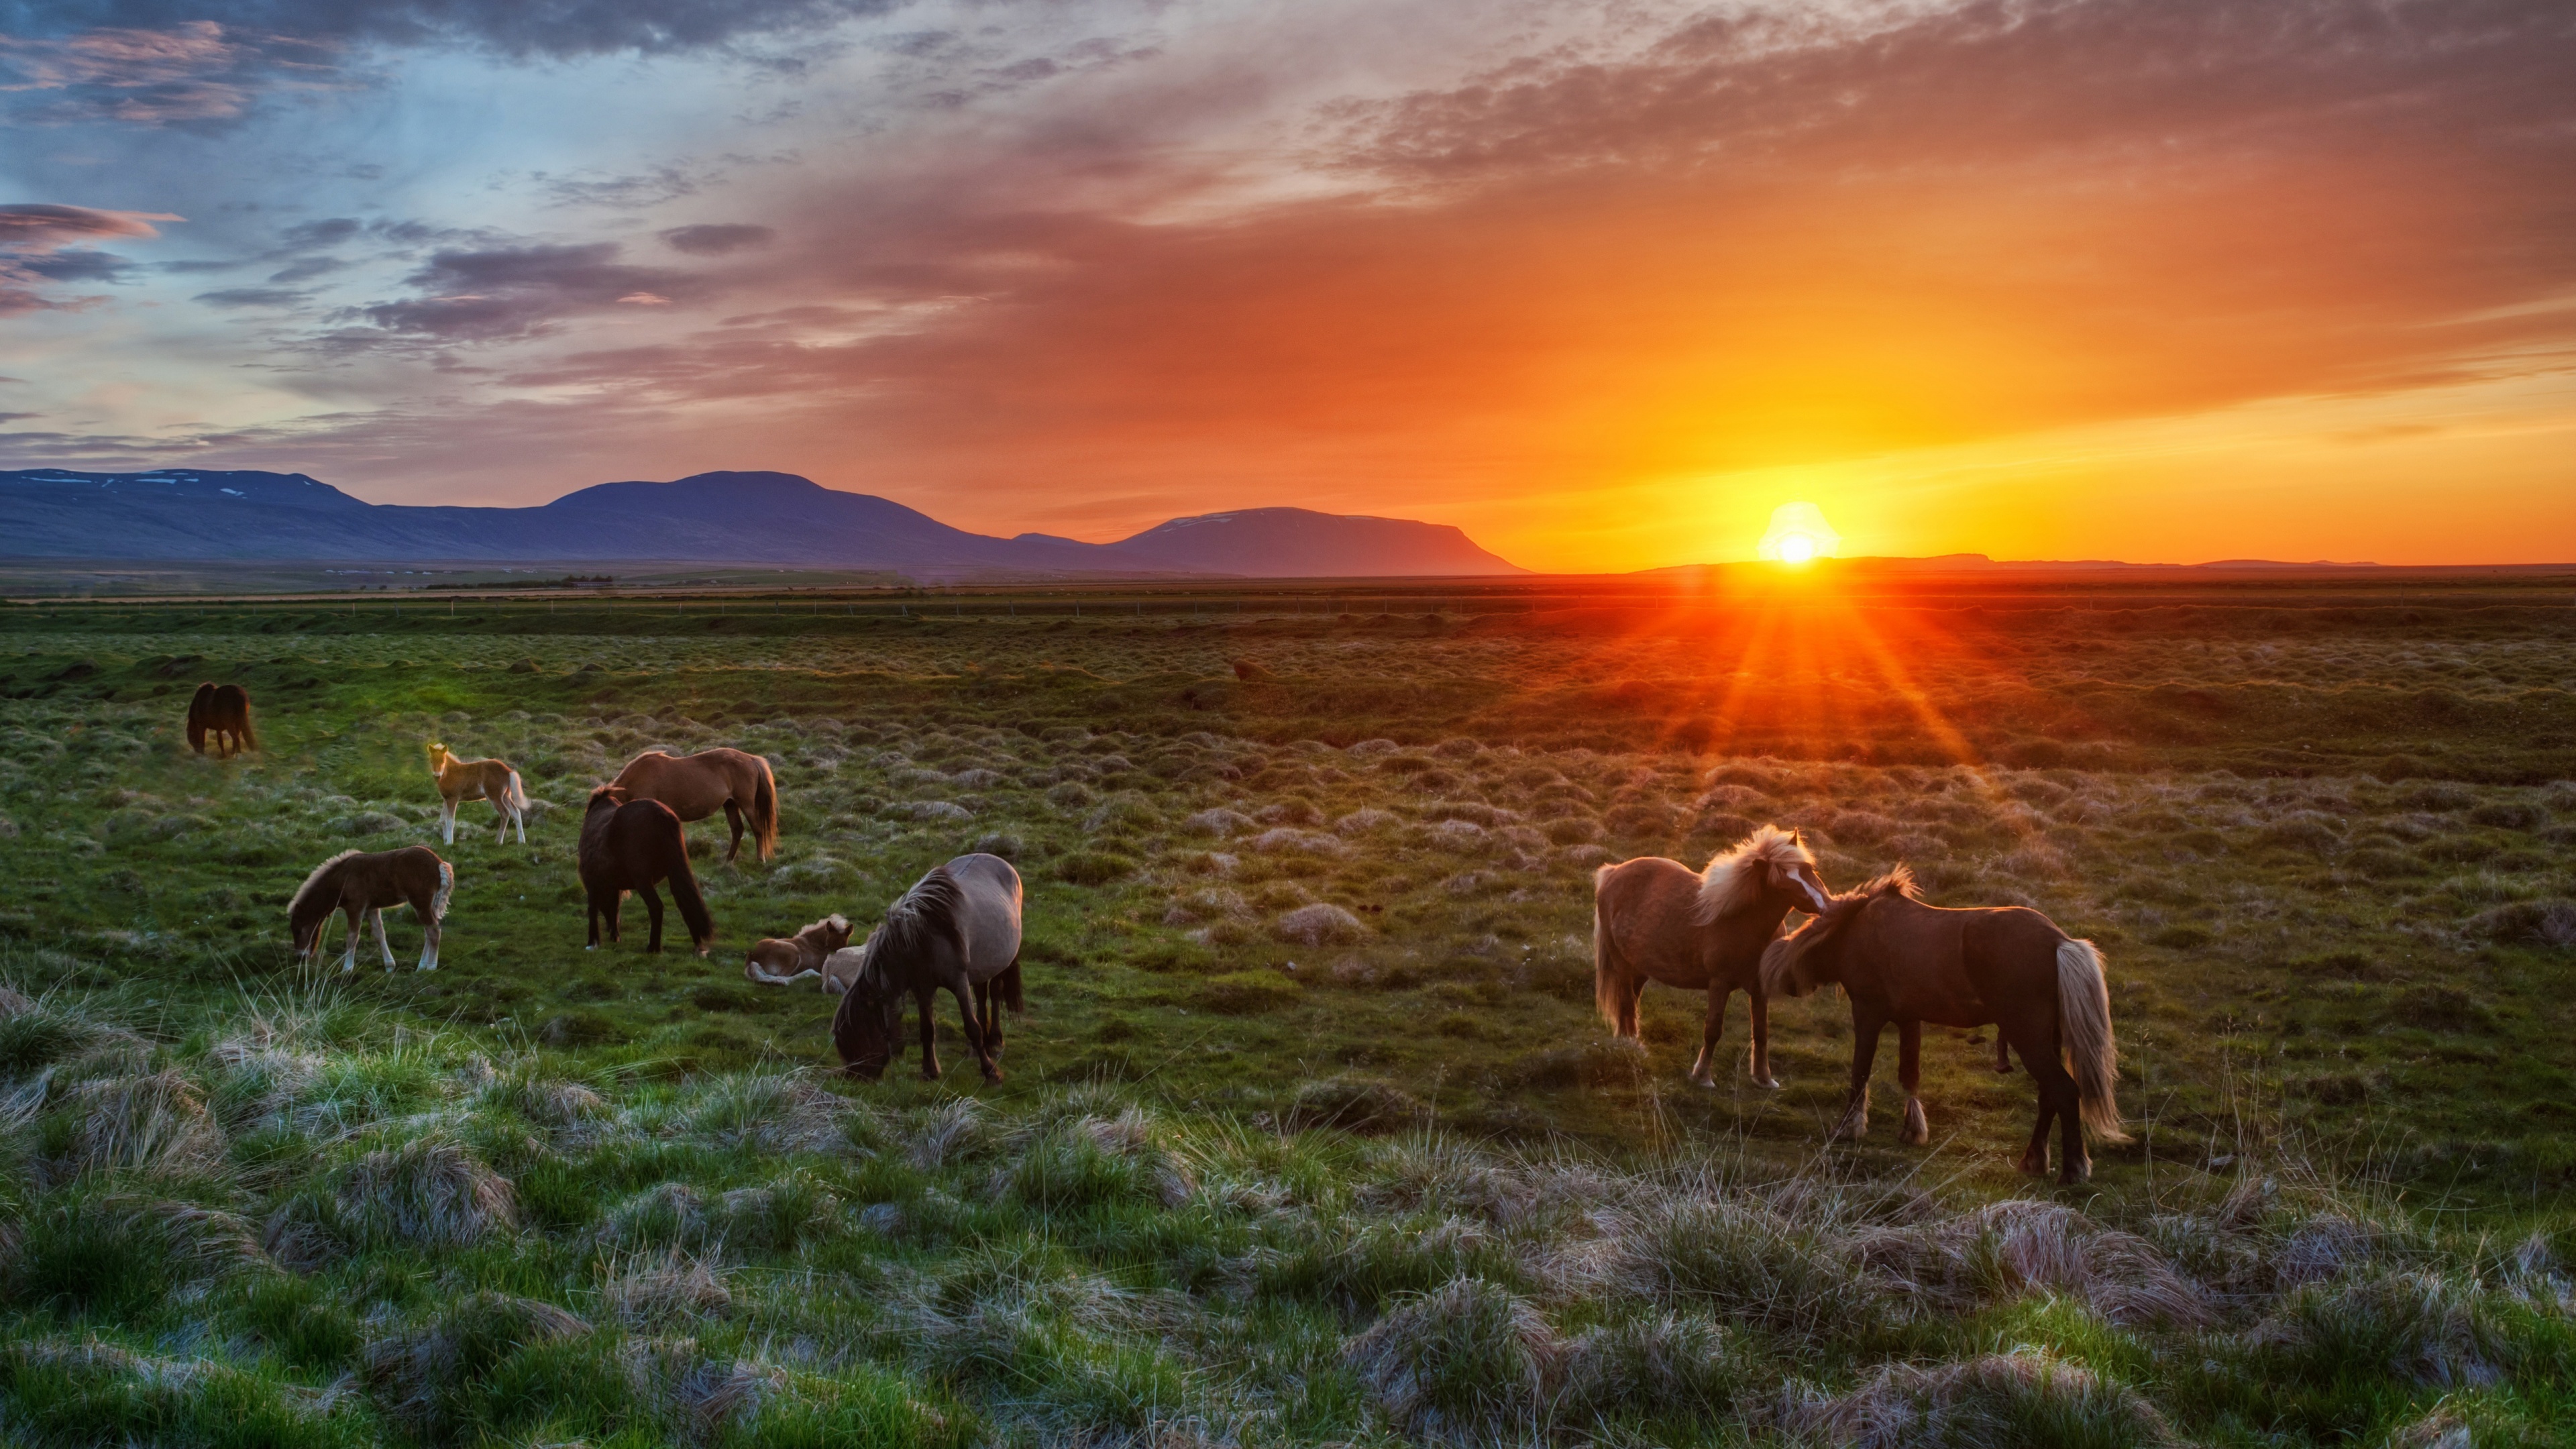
(982, 1069), (1004, 1084)
(1752, 1076), (1782, 1091)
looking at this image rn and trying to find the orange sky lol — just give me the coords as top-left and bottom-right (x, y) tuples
(4, 0), (2573, 567)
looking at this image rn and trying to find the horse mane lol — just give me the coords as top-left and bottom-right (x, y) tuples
(1760, 864), (1921, 997)
(855, 868), (966, 993)
(287, 850), (361, 920)
(1692, 824), (1817, 924)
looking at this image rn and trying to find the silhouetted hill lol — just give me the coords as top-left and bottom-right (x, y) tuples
(1102, 507), (1524, 577)
(0, 468), (1525, 578)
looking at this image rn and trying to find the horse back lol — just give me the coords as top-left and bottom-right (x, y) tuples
(947, 853), (1024, 978)
(1594, 855), (1741, 989)
(1958, 906), (2073, 1004)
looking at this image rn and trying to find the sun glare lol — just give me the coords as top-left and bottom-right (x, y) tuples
(1756, 501), (1843, 564)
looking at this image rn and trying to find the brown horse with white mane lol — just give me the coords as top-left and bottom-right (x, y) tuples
(288, 846), (452, 972)
(743, 913), (854, 988)
(186, 683), (256, 758)
(608, 747), (779, 863)
(1762, 866), (2127, 1185)
(1593, 825), (1835, 1088)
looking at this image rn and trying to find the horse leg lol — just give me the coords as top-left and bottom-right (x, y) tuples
(1898, 1020), (1929, 1145)
(1836, 1010), (1884, 1140)
(2003, 1012), (2057, 1176)
(1688, 985), (1729, 1087)
(951, 976), (1002, 1083)
(605, 890), (623, 944)
(493, 799), (509, 845)
(723, 799), (746, 864)
(1994, 1033), (2015, 1073)
(338, 904), (362, 973)
(915, 984), (942, 1080)
(975, 981), (1004, 1057)
(417, 898), (441, 971)
(372, 907), (396, 969)
(639, 883), (665, 953)
(1748, 991), (1780, 1089)
(441, 798), (458, 845)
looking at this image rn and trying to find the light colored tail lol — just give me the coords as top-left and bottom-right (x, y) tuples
(2056, 939), (2129, 1144)
(1591, 873), (1625, 1033)
(504, 769), (531, 813)
(430, 859), (455, 923)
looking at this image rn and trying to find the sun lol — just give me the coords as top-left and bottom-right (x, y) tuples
(1756, 501), (1843, 564)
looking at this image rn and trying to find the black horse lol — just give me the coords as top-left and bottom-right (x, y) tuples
(186, 683), (257, 758)
(578, 786), (714, 955)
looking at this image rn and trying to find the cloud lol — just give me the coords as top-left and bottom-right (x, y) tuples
(1, 0), (906, 61)
(195, 286), (310, 307)
(0, 19), (345, 125)
(352, 241), (698, 341)
(0, 203), (178, 313)
(661, 223), (775, 255)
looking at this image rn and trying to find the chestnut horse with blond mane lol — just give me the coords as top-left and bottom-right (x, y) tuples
(1593, 824), (1835, 1088)
(608, 747), (778, 863)
(1762, 866), (2126, 1185)
(426, 742), (531, 845)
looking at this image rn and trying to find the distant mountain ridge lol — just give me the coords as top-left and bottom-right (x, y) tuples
(0, 468), (1525, 578)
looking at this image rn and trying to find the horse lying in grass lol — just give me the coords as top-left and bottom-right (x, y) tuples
(186, 683), (256, 758)
(426, 742), (531, 845)
(1762, 866), (2127, 1184)
(831, 853), (1023, 1083)
(289, 846), (451, 972)
(1593, 824), (1835, 1089)
(608, 747), (778, 863)
(579, 786), (714, 955)
(743, 913), (853, 988)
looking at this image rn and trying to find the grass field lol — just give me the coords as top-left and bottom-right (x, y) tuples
(1, 572), (2571, 1446)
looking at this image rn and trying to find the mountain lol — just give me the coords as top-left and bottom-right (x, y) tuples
(0, 468), (1525, 578)
(1095, 508), (1522, 577)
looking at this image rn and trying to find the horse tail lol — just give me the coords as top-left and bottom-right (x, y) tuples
(234, 697), (258, 753)
(749, 761), (779, 862)
(2056, 938), (2129, 1144)
(504, 768), (531, 813)
(430, 857), (455, 923)
(1000, 954), (1025, 1015)
(1591, 867), (1629, 1034)
(666, 841), (716, 949)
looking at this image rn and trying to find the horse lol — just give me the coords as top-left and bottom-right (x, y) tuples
(426, 742), (532, 845)
(1761, 866), (2127, 1185)
(1593, 824), (1835, 1089)
(579, 786), (714, 955)
(743, 913), (853, 988)
(186, 683), (256, 758)
(830, 854), (1024, 1083)
(607, 747), (778, 863)
(288, 846), (452, 973)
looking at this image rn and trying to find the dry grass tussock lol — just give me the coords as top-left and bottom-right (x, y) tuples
(1344, 1276), (1562, 1440)
(329, 1134), (516, 1247)
(602, 1248), (733, 1327)
(1780, 1349), (2181, 1449)
(66, 1069), (228, 1178)
(1847, 1199), (2213, 1327)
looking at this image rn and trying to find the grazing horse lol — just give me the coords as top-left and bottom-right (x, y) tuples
(1762, 867), (2127, 1185)
(743, 913), (854, 988)
(426, 742), (531, 845)
(289, 846), (452, 973)
(1593, 825), (1835, 1088)
(608, 747), (778, 863)
(830, 853), (1024, 1083)
(186, 683), (257, 758)
(578, 786), (714, 955)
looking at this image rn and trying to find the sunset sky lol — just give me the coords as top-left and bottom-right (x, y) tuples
(3, 0), (2572, 570)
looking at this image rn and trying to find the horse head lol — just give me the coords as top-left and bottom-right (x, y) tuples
(831, 934), (900, 1079)
(585, 783), (629, 814)
(1765, 843), (1835, 917)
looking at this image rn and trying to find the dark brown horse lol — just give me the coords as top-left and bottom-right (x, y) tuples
(186, 683), (256, 758)
(831, 853), (1024, 1083)
(289, 846), (452, 972)
(1593, 824), (1835, 1088)
(579, 786), (714, 955)
(608, 747), (779, 863)
(1762, 867), (2127, 1184)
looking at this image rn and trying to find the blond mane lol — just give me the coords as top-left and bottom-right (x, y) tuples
(1760, 864), (1921, 998)
(287, 849), (362, 918)
(1690, 824), (1817, 925)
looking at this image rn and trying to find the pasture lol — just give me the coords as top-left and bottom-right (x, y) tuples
(0, 572), (2570, 1446)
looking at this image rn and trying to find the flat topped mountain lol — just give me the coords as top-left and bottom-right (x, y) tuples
(0, 468), (1525, 578)
(1104, 507), (1525, 578)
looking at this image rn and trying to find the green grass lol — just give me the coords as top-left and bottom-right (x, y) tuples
(0, 578), (2571, 1445)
